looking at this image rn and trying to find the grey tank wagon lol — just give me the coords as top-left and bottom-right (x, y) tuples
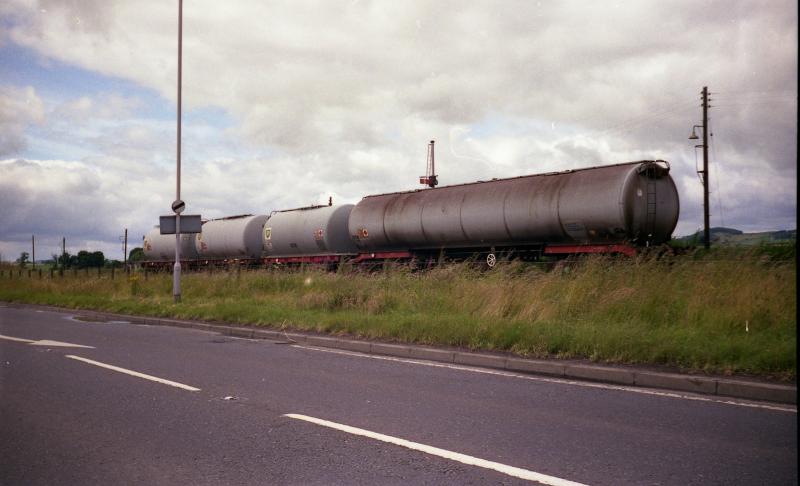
(348, 160), (679, 261)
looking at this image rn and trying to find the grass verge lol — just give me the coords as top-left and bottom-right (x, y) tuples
(0, 252), (795, 380)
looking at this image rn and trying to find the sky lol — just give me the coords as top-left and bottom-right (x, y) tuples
(0, 0), (797, 262)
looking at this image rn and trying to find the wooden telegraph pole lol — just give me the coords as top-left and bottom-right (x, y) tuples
(701, 86), (710, 249)
(689, 86), (711, 249)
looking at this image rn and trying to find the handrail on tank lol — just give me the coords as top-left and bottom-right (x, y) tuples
(209, 214), (254, 221)
(272, 204), (330, 214)
(360, 160), (666, 199)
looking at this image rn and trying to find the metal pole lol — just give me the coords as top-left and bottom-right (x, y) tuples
(702, 86), (710, 250)
(123, 228), (128, 269)
(173, 0), (183, 303)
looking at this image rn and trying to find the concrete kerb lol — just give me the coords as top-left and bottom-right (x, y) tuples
(565, 364), (636, 385)
(634, 371), (717, 395)
(7, 302), (797, 405)
(716, 380), (797, 404)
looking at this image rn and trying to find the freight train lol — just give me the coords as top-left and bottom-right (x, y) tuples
(142, 160), (679, 269)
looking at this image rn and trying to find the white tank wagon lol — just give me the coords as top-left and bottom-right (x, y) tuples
(143, 226), (200, 261)
(264, 204), (358, 257)
(348, 160), (679, 252)
(194, 214), (268, 260)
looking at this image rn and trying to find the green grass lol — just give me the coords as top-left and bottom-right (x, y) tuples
(0, 251), (795, 380)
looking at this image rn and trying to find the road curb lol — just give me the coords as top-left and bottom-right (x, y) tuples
(5, 302), (797, 405)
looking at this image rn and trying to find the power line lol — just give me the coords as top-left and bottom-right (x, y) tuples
(708, 118), (725, 228)
(712, 100), (796, 108)
(713, 89), (795, 95)
(563, 99), (697, 142)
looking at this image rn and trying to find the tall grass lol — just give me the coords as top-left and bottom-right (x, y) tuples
(1, 251), (795, 379)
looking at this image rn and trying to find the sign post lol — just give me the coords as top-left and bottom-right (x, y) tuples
(173, 203), (182, 303)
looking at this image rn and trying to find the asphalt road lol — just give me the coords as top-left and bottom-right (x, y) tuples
(0, 305), (796, 485)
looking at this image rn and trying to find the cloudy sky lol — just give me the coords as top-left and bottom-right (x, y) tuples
(0, 0), (796, 262)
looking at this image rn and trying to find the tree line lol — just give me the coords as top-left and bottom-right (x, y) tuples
(14, 248), (145, 268)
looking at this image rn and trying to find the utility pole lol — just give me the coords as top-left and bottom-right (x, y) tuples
(701, 86), (710, 249)
(62, 237), (66, 271)
(123, 228), (128, 269)
(31, 235), (35, 269)
(689, 86), (711, 249)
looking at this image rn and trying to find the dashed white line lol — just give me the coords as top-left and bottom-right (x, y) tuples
(293, 345), (797, 414)
(65, 355), (201, 392)
(284, 413), (588, 485)
(29, 339), (94, 348)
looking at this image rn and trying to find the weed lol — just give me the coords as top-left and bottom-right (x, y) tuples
(0, 252), (795, 379)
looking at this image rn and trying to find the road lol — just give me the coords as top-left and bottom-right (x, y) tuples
(0, 305), (796, 485)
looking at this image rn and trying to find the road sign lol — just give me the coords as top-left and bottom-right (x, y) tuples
(159, 215), (202, 234)
(172, 199), (186, 214)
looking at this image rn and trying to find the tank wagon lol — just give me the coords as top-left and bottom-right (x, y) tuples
(348, 160), (678, 264)
(142, 226), (200, 266)
(264, 204), (358, 265)
(141, 160), (679, 268)
(195, 214), (268, 262)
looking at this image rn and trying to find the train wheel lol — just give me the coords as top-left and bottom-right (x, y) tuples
(485, 253), (497, 268)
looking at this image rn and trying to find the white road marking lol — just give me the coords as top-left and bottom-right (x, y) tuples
(0, 333), (95, 348)
(29, 339), (94, 348)
(65, 355), (201, 392)
(0, 334), (35, 343)
(284, 413), (587, 485)
(294, 345), (797, 414)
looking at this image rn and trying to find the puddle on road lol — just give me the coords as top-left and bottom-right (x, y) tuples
(67, 315), (130, 325)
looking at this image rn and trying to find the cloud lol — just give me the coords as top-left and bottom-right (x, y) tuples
(54, 93), (142, 120)
(0, 0), (796, 259)
(0, 85), (44, 156)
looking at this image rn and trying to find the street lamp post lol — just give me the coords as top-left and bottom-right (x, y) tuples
(173, 0), (183, 303)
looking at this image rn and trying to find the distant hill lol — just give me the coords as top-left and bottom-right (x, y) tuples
(674, 227), (796, 246)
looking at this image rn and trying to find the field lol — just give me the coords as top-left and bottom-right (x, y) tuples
(0, 247), (796, 380)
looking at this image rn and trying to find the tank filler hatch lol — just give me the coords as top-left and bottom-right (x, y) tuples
(419, 140), (438, 188)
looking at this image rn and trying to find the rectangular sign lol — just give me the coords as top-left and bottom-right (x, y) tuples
(159, 215), (202, 235)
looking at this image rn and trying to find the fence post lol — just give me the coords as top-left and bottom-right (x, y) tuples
(38, 269), (42, 279)
(28, 269), (32, 278)
(50, 268), (54, 279)
(98, 266), (101, 277)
